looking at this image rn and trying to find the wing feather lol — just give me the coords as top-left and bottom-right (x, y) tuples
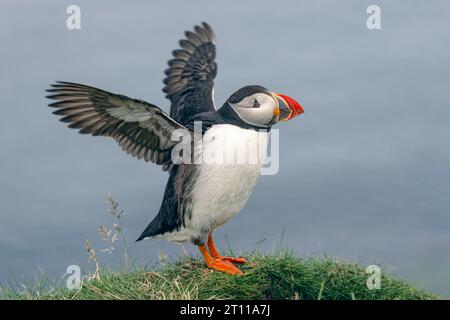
(163, 22), (217, 125)
(47, 81), (190, 169)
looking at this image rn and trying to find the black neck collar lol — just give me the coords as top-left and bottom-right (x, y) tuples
(186, 103), (272, 133)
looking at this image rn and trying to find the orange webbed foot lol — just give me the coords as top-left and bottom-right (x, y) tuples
(198, 244), (243, 275)
(207, 257), (243, 275)
(217, 256), (247, 264)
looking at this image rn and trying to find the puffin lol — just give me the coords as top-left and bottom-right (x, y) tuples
(46, 22), (303, 275)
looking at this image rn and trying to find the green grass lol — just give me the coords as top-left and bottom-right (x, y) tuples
(0, 251), (438, 300)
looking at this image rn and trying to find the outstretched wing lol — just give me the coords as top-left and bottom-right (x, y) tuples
(163, 22), (217, 125)
(47, 81), (188, 170)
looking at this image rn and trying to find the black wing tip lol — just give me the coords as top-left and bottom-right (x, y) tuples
(54, 80), (80, 85)
(45, 81), (75, 98)
(184, 22), (215, 45)
(46, 81), (62, 97)
(198, 21), (212, 31)
(48, 100), (63, 107)
(200, 21), (215, 41)
(47, 80), (73, 87)
(46, 80), (100, 93)
(166, 21), (216, 68)
(200, 21), (212, 31)
(135, 233), (146, 242)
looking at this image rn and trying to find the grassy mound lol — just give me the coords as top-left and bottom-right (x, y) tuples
(2, 252), (438, 300)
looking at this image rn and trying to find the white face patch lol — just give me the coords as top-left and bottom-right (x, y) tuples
(228, 93), (276, 127)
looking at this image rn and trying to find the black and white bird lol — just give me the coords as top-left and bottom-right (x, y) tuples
(47, 22), (303, 274)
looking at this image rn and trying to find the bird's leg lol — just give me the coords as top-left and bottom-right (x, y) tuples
(207, 233), (247, 264)
(198, 244), (242, 275)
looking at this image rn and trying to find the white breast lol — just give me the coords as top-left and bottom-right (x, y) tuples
(187, 124), (269, 232)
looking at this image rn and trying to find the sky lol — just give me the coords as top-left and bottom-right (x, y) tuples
(1, 0), (450, 296)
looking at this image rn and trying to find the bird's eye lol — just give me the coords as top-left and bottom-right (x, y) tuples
(252, 99), (260, 108)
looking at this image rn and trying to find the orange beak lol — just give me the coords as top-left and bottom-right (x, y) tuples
(273, 93), (304, 121)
